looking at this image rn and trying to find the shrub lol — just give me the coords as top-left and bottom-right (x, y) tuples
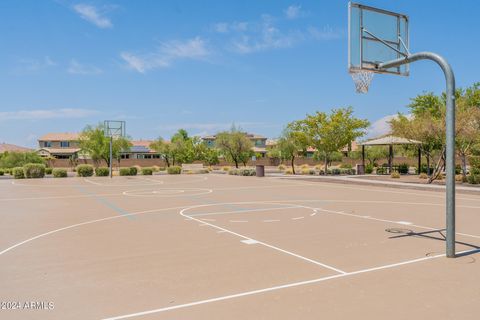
(420, 164), (434, 174)
(23, 163), (46, 178)
(397, 163), (409, 174)
(132, 165), (141, 174)
(376, 167), (387, 175)
(52, 168), (68, 178)
(141, 167), (153, 175)
(159, 166), (166, 171)
(470, 167), (480, 175)
(419, 173), (428, 179)
(229, 168), (256, 176)
(13, 167), (25, 179)
(76, 164), (94, 177)
(339, 163), (352, 169)
(365, 164), (373, 174)
(129, 167), (137, 176)
(285, 168), (293, 175)
(95, 167), (110, 177)
(467, 174), (480, 184)
(455, 174), (466, 183)
(329, 168), (341, 175)
(167, 166), (181, 174)
(0, 169), (3, 176)
(119, 168), (131, 176)
(222, 166), (231, 171)
(468, 156), (480, 170)
(301, 168), (316, 175)
(45, 167), (53, 175)
(278, 164), (286, 171)
(391, 171), (401, 179)
(152, 165), (160, 172)
(300, 164), (310, 170)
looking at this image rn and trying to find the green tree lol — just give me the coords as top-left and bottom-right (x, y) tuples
(291, 107), (369, 174)
(272, 128), (308, 174)
(150, 138), (175, 167)
(0, 151), (45, 168)
(215, 126), (254, 168)
(79, 124), (131, 168)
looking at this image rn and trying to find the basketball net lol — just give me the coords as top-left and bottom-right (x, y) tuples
(350, 70), (374, 94)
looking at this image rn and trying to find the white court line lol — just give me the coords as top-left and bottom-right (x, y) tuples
(292, 216), (305, 220)
(241, 239), (259, 245)
(0, 205), (190, 256)
(188, 205), (302, 217)
(263, 219), (280, 223)
(397, 221), (413, 225)
(101, 247), (480, 320)
(229, 220), (248, 223)
(181, 203), (346, 274)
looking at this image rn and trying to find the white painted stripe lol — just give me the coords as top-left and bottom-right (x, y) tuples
(397, 221), (413, 225)
(229, 220), (248, 223)
(180, 205), (346, 274)
(188, 205), (302, 217)
(102, 248), (480, 320)
(292, 216), (305, 220)
(241, 239), (259, 245)
(263, 219), (280, 223)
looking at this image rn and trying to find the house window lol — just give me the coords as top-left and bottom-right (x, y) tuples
(121, 154), (130, 159)
(44, 141), (52, 148)
(255, 140), (264, 147)
(60, 141), (70, 148)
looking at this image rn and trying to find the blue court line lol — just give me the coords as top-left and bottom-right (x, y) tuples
(74, 186), (134, 220)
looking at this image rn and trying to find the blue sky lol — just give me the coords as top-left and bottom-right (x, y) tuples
(0, 0), (479, 147)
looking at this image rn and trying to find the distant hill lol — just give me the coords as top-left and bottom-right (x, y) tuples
(0, 143), (33, 153)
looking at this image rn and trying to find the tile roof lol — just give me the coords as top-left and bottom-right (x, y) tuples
(39, 132), (80, 141)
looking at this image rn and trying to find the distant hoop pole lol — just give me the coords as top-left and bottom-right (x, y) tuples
(379, 52), (456, 258)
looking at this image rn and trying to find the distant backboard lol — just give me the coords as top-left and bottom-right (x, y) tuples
(104, 120), (126, 138)
(348, 2), (409, 76)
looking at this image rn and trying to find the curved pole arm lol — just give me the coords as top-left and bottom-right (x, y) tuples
(379, 52), (456, 258)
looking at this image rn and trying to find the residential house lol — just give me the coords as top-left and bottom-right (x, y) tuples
(202, 133), (268, 157)
(121, 140), (161, 159)
(37, 133), (81, 159)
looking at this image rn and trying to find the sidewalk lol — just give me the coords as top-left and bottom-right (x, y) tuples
(269, 173), (480, 195)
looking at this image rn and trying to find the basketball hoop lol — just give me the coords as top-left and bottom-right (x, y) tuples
(350, 70), (374, 94)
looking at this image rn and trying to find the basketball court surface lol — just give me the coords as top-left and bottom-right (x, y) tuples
(1, 174), (479, 319)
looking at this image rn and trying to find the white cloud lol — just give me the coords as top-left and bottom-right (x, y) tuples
(214, 22), (229, 33)
(230, 15), (302, 54)
(13, 56), (56, 74)
(73, 4), (113, 29)
(0, 108), (99, 121)
(308, 26), (344, 40)
(285, 5), (302, 19)
(67, 59), (102, 75)
(121, 37), (210, 73)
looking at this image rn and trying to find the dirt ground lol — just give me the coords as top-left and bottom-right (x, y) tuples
(0, 174), (479, 319)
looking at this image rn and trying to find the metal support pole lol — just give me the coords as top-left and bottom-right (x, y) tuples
(379, 52), (456, 257)
(418, 147), (422, 174)
(388, 145), (393, 174)
(362, 145), (365, 167)
(109, 136), (113, 178)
